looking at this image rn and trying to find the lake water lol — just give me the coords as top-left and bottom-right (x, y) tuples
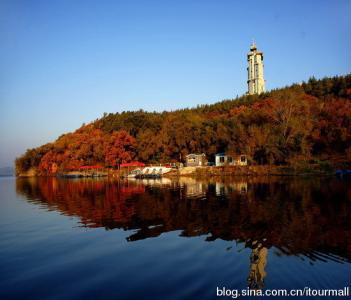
(0, 176), (350, 299)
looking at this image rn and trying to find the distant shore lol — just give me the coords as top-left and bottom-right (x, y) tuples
(0, 167), (15, 177)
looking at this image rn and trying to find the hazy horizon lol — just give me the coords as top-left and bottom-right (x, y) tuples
(1, 0), (351, 167)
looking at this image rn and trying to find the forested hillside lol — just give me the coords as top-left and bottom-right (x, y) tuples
(16, 74), (351, 175)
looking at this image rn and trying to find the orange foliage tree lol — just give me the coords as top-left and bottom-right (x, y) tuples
(104, 130), (136, 167)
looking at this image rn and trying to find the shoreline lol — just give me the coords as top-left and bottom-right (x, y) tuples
(16, 165), (339, 178)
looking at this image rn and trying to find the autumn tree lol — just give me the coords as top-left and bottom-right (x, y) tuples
(104, 130), (136, 167)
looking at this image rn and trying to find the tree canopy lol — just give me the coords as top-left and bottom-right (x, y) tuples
(15, 74), (351, 175)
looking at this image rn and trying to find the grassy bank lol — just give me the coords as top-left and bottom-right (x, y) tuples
(164, 164), (335, 178)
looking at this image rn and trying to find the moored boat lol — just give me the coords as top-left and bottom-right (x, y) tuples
(127, 168), (142, 178)
(133, 166), (172, 179)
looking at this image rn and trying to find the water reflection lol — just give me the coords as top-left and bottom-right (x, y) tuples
(215, 181), (248, 195)
(248, 242), (267, 289)
(16, 177), (351, 276)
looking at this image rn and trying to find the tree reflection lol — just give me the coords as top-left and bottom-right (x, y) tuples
(16, 176), (351, 266)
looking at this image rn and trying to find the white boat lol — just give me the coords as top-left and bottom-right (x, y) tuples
(126, 166), (172, 179)
(126, 168), (142, 178)
(141, 166), (172, 177)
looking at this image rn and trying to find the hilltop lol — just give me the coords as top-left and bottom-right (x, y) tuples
(15, 74), (351, 176)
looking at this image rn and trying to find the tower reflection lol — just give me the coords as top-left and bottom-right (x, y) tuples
(247, 242), (268, 289)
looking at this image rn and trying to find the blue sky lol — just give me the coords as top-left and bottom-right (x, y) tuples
(1, 0), (350, 167)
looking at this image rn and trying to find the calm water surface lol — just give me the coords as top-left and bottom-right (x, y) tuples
(0, 176), (350, 299)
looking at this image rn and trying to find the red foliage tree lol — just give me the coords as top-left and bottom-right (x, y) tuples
(104, 130), (136, 167)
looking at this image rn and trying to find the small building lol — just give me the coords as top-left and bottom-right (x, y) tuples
(215, 153), (247, 167)
(185, 153), (207, 167)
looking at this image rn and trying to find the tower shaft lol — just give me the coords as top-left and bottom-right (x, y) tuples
(247, 43), (265, 95)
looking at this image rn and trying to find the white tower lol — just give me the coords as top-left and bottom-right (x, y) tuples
(247, 42), (265, 95)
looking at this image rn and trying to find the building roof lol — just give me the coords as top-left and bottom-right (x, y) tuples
(120, 162), (145, 167)
(215, 153), (225, 156)
(215, 153), (247, 157)
(79, 165), (103, 169)
(186, 153), (206, 157)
